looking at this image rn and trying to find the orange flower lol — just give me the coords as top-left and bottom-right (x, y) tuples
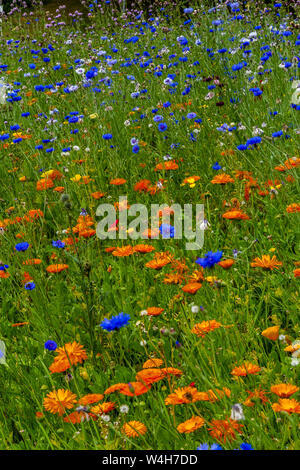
(160, 367), (183, 377)
(182, 282), (202, 294)
(91, 191), (105, 199)
(122, 421), (147, 438)
(90, 402), (115, 414)
(23, 258), (42, 265)
(49, 342), (87, 373)
(145, 252), (173, 269)
(104, 382), (151, 396)
(270, 384), (299, 398)
(211, 173), (235, 184)
(231, 362), (261, 377)
(163, 273), (184, 284)
(63, 411), (88, 423)
(0, 271), (10, 279)
(136, 368), (165, 385)
(36, 178), (54, 191)
(112, 246), (134, 257)
(177, 416), (205, 434)
(134, 179), (151, 192)
(165, 387), (208, 405)
(155, 160), (178, 171)
(46, 263), (69, 273)
(146, 307), (164, 316)
(191, 320), (222, 338)
(133, 244), (155, 253)
(272, 398), (300, 414)
(286, 203), (300, 213)
(222, 209), (250, 220)
(294, 268), (300, 278)
(208, 418), (243, 443)
(142, 358), (163, 369)
(53, 186), (65, 193)
(110, 178), (126, 185)
(78, 393), (104, 405)
(261, 325), (280, 341)
(43, 389), (77, 416)
(250, 255), (282, 270)
(218, 259), (234, 269)
(206, 388), (231, 402)
(243, 388), (269, 407)
(35, 412), (44, 419)
(189, 269), (204, 282)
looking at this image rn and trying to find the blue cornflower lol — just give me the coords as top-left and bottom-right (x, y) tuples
(240, 443), (254, 450)
(197, 443), (223, 450)
(158, 122), (168, 132)
(44, 340), (58, 351)
(100, 313), (130, 332)
(25, 282), (35, 290)
(272, 130), (283, 138)
(159, 224), (175, 238)
(212, 162), (222, 170)
(196, 250), (223, 268)
(15, 242), (29, 252)
(102, 133), (112, 140)
(52, 240), (65, 248)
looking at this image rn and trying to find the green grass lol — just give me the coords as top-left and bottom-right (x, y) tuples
(0, 0), (299, 450)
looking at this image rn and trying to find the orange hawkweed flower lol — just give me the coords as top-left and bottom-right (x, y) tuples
(177, 416), (205, 434)
(261, 325), (280, 341)
(182, 282), (202, 294)
(272, 398), (300, 414)
(211, 173), (235, 184)
(43, 389), (77, 416)
(78, 393), (104, 405)
(146, 307), (164, 316)
(218, 259), (234, 269)
(208, 418), (243, 443)
(231, 362), (261, 377)
(191, 320), (222, 338)
(123, 421), (147, 438)
(90, 402), (115, 415)
(270, 384), (299, 398)
(112, 246), (134, 257)
(46, 264), (69, 273)
(110, 178), (126, 185)
(222, 209), (250, 220)
(250, 255), (282, 270)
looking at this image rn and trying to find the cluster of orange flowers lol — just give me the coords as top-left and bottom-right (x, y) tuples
(0, 209), (44, 230)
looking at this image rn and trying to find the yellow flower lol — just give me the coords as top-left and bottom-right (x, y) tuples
(71, 174), (81, 182)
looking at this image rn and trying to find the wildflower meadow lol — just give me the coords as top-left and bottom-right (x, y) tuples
(0, 0), (299, 452)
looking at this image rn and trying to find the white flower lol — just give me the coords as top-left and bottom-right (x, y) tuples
(101, 414), (110, 422)
(120, 405), (129, 414)
(73, 146), (80, 151)
(140, 340), (147, 346)
(291, 358), (299, 367)
(191, 305), (199, 314)
(140, 310), (148, 316)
